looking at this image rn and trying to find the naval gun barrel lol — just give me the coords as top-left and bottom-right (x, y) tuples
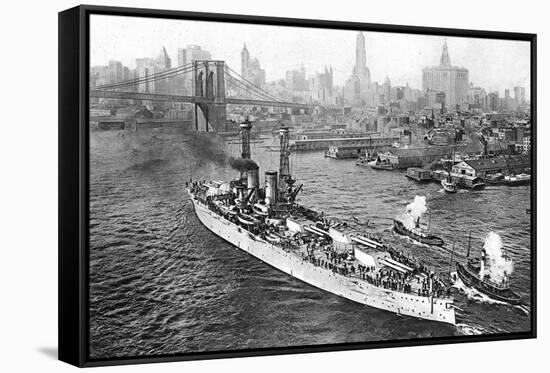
(288, 184), (303, 202)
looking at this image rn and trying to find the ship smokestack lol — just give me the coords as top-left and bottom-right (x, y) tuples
(265, 171), (278, 206)
(235, 184), (246, 201)
(247, 166), (259, 200)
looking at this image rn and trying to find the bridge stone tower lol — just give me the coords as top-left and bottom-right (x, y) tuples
(191, 60), (227, 132)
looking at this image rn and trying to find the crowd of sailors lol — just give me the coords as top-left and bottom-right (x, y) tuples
(299, 237), (451, 298)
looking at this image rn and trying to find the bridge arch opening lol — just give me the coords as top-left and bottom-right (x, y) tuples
(196, 71), (204, 97)
(206, 71), (215, 98)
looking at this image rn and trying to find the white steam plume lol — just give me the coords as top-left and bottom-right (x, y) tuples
(400, 196), (427, 229)
(480, 232), (514, 283)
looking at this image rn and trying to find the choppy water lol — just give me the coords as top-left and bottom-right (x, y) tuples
(89, 127), (532, 359)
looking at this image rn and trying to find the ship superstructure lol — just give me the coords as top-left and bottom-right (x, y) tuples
(187, 120), (456, 325)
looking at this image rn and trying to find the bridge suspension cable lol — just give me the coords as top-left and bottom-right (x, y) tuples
(93, 62), (195, 90)
(224, 73), (283, 103)
(92, 60), (296, 107)
(225, 66), (283, 102)
(93, 64), (195, 90)
(225, 66), (284, 103)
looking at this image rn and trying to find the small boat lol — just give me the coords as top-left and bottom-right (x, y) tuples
(393, 218), (444, 246)
(503, 173), (530, 186)
(455, 236), (521, 304)
(370, 159), (394, 170)
(355, 154), (376, 167)
(441, 177), (458, 193)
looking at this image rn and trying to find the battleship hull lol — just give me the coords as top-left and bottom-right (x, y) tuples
(191, 195), (456, 325)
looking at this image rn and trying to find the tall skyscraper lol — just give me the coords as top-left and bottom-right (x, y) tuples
(354, 32), (371, 86)
(240, 44), (266, 88)
(241, 44), (250, 78)
(422, 40), (469, 109)
(487, 91), (499, 112)
(285, 65), (307, 92)
(382, 75), (391, 103)
(514, 86), (526, 107)
(135, 57), (155, 93)
(156, 46), (172, 69)
(108, 60), (123, 84)
(151, 47), (172, 94)
(310, 67), (334, 104)
(175, 45), (212, 95)
(468, 83), (487, 110)
(345, 32), (373, 106)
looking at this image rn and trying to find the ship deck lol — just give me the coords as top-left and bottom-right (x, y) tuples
(278, 229), (448, 299)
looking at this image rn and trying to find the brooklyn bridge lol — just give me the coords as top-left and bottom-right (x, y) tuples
(90, 60), (315, 132)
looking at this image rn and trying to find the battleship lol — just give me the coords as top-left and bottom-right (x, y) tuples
(393, 216), (445, 246)
(456, 234), (521, 304)
(187, 121), (456, 325)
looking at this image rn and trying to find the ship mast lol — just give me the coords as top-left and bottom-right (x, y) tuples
(240, 118), (252, 159)
(466, 231), (471, 259)
(278, 125), (295, 200)
(239, 118), (253, 183)
(448, 239), (455, 275)
(279, 125), (291, 186)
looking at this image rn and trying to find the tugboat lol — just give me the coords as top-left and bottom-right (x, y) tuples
(393, 216), (445, 246)
(456, 234), (521, 304)
(441, 174), (458, 193)
(369, 157), (394, 170)
(355, 151), (376, 167)
(187, 121), (456, 325)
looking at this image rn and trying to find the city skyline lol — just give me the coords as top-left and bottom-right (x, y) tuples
(90, 15), (531, 97)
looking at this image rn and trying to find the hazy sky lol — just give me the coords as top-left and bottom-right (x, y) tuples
(90, 15), (531, 96)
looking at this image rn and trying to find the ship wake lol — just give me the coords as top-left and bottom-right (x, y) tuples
(453, 277), (508, 306)
(456, 323), (489, 336)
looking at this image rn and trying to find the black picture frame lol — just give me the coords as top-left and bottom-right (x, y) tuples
(58, 4), (537, 367)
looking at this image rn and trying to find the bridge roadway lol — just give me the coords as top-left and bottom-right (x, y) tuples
(90, 90), (311, 109)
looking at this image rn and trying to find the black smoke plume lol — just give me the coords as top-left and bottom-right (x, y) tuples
(184, 130), (230, 166)
(229, 157), (259, 171)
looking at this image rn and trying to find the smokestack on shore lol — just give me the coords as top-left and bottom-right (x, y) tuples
(265, 171), (278, 206)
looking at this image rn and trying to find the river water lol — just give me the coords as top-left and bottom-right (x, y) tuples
(89, 127), (532, 359)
